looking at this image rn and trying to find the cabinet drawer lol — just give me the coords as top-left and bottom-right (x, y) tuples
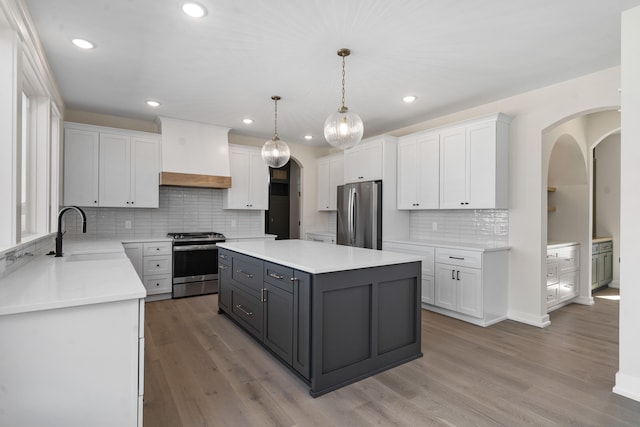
(143, 255), (172, 276)
(143, 242), (171, 256)
(231, 287), (263, 339)
(384, 242), (435, 276)
(557, 246), (579, 273)
(435, 248), (481, 269)
(559, 271), (578, 300)
(143, 274), (172, 295)
(231, 253), (263, 295)
(264, 261), (294, 293)
(546, 264), (559, 285)
(599, 241), (613, 252)
(546, 284), (559, 306)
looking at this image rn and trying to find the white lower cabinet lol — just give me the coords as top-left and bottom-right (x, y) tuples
(124, 240), (172, 299)
(0, 298), (144, 426)
(546, 243), (580, 312)
(384, 241), (508, 327)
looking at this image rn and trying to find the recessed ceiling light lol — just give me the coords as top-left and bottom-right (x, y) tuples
(402, 95), (417, 103)
(304, 135), (313, 140)
(242, 118), (254, 124)
(146, 100), (161, 107)
(72, 38), (94, 49)
(181, 2), (207, 18)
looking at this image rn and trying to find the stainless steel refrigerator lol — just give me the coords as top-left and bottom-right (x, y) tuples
(337, 180), (382, 249)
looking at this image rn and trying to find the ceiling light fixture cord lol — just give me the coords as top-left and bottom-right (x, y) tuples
(341, 54), (346, 111)
(273, 95), (279, 139)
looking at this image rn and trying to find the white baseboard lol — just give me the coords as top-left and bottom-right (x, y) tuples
(575, 295), (595, 305)
(614, 371), (640, 402)
(507, 310), (550, 328)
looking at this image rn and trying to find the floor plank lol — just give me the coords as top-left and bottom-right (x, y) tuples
(143, 287), (640, 426)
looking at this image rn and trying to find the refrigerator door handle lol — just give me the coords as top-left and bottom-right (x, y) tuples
(351, 189), (357, 245)
(347, 187), (354, 245)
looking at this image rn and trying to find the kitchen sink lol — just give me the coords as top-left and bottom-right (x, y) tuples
(64, 251), (126, 262)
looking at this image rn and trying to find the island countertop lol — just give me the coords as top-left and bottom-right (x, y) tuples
(217, 239), (422, 274)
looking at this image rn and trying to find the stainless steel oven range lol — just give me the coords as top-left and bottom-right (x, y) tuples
(168, 232), (225, 298)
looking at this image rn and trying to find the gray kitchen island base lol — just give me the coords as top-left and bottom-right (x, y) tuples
(217, 243), (423, 397)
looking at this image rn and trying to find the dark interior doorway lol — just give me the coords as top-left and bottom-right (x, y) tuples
(265, 159), (301, 239)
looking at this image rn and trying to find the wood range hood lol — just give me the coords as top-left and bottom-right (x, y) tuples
(157, 116), (232, 189)
(159, 171), (231, 189)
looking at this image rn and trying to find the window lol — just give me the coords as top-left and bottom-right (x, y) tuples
(21, 91), (35, 237)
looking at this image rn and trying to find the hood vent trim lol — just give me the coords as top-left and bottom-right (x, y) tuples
(159, 172), (231, 189)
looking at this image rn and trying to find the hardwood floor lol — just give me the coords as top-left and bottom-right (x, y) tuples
(143, 288), (640, 426)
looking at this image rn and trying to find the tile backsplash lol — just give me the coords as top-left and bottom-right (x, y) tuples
(63, 187), (263, 239)
(409, 209), (509, 246)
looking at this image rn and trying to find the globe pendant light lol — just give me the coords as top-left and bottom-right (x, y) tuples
(324, 48), (364, 150)
(261, 95), (291, 168)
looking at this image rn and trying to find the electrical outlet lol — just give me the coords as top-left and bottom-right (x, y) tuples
(231, 219), (237, 227)
(432, 222), (438, 231)
(125, 220), (132, 229)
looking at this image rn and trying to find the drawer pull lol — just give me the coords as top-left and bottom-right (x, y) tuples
(547, 273), (554, 277)
(291, 277), (298, 282)
(156, 248), (160, 251)
(236, 269), (254, 279)
(261, 288), (266, 302)
(449, 256), (465, 260)
(269, 272), (284, 280)
(235, 304), (253, 316)
(456, 270), (460, 281)
(564, 258), (572, 262)
(219, 265), (228, 270)
(219, 254), (228, 260)
(547, 294), (554, 300)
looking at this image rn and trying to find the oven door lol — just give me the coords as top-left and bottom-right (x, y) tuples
(173, 243), (219, 292)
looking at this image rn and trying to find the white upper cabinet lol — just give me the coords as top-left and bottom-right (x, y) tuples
(344, 138), (384, 183)
(317, 153), (344, 211)
(440, 114), (510, 209)
(397, 131), (440, 209)
(99, 133), (159, 208)
(224, 144), (268, 210)
(64, 128), (99, 206)
(64, 123), (160, 208)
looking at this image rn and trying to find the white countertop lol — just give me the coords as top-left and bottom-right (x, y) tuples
(384, 238), (510, 252)
(547, 241), (580, 249)
(218, 239), (422, 274)
(0, 240), (145, 316)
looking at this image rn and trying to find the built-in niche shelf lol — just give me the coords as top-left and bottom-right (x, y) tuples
(548, 186), (556, 212)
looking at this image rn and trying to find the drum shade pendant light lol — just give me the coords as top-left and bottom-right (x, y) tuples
(261, 95), (291, 168)
(324, 48), (364, 150)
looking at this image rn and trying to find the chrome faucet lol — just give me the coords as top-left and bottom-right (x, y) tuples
(55, 206), (87, 257)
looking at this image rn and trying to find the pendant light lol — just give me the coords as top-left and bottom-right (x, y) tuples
(324, 48), (364, 150)
(261, 95), (291, 168)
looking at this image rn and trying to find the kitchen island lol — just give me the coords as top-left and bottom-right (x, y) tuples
(217, 239), (423, 397)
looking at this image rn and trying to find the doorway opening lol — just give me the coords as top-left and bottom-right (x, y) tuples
(265, 158), (301, 239)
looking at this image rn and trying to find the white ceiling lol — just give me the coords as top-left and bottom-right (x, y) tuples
(23, 0), (640, 146)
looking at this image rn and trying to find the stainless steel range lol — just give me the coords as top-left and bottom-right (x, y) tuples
(168, 231), (225, 298)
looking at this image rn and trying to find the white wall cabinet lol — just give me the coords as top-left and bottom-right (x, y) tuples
(99, 133), (159, 208)
(63, 128), (100, 206)
(317, 153), (344, 211)
(397, 131), (440, 209)
(344, 137), (384, 183)
(64, 123), (160, 208)
(224, 145), (269, 210)
(439, 114), (510, 209)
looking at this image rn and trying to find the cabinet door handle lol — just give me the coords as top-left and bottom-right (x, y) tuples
(236, 269), (253, 279)
(451, 270), (455, 280)
(219, 254), (228, 260)
(456, 270), (460, 281)
(156, 264), (160, 267)
(235, 304), (253, 316)
(290, 277), (298, 282)
(449, 256), (465, 260)
(261, 288), (267, 302)
(269, 272), (284, 280)
(219, 265), (228, 270)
